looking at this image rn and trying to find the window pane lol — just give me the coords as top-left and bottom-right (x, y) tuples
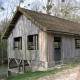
(14, 37), (22, 50)
(27, 35), (38, 50)
(76, 39), (80, 48)
(28, 35), (33, 42)
(54, 42), (60, 49)
(28, 35), (34, 50)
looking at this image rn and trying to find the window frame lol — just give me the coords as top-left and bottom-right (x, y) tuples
(27, 34), (38, 50)
(75, 39), (80, 48)
(14, 37), (22, 50)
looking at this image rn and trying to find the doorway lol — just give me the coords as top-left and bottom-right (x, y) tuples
(54, 37), (61, 62)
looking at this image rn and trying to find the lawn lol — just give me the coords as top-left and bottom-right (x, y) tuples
(7, 61), (80, 80)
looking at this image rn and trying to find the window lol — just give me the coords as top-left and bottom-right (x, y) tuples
(27, 35), (38, 50)
(54, 37), (61, 49)
(75, 39), (80, 48)
(14, 37), (22, 50)
(62, 0), (65, 2)
(54, 42), (60, 49)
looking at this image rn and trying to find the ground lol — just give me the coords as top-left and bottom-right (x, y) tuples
(0, 64), (7, 80)
(38, 65), (80, 80)
(7, 61), (80, 80)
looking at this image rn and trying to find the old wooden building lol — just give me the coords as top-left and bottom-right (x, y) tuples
(2, 7), (80, 76)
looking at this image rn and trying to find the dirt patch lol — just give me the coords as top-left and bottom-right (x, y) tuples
(38, 66), (80, 80)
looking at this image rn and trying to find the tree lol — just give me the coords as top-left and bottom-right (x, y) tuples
(54, 0), (76, 18)
(3, 0), (25, 21)
(42, 0), (80, 22)
(0, 20), (8, 63)
(29, 0), (52, 14)
(43, 0), (53, 15)
(19, 0), (25, 7)
(0, 0), (4, 11)
(30, 0), (42, 12)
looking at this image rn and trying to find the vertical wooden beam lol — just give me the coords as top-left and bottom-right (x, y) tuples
(33, 35), (36, 50)
(36, 35), (38, 50)
(18, 64), (20, 73)
(22, 60), (25, 73)
(61, 36), (64, 64)
(8, 58), (11, 69)
(7, 71), (11, 77)
(15, 59), (21, 73)
(27, 60), (32, 71)
(7, 58), (11, 77)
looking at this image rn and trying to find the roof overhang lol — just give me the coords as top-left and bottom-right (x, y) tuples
(2, 7), (80, 39)
(1, 8), (22, 39)
(46, 30), (80, 36)
(1, 7), (46, 39)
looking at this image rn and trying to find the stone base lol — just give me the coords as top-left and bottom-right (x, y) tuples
(32, 61), (55, 72)
(45, 61), (55, 68)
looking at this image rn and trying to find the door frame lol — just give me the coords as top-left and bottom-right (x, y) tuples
(54, 37), (62, 63)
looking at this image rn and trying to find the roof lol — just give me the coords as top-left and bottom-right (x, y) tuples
(2, 7), (80, 39)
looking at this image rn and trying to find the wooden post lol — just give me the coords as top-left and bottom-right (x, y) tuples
(8, 58), (11, 69)
(7, 71), (11, 77)
(22, 60), (25, 73)
(18, 64), (20, 73)
(1, 39), (4, 64)
(7, 58), (11, 77)
(15, 59), (21, 73)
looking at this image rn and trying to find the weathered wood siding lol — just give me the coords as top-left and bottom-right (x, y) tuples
(62, 35), (75, 62)
(8, 14), (80, 68)
(46, 34), (76, 63)
(8, 15), (47, 62)
(75, 37), (80, 59)
(47, 33), (54, 62)
(39, 32), (48, 62)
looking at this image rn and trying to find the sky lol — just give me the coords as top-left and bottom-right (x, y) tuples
(0, 0), (32, 20)
(0, 0), (44, 21)
(0, 0), (80, 21)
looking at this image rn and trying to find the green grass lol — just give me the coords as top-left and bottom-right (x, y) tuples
(7, 61), (80, 80)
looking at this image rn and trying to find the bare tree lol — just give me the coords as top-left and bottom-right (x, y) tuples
(31, 1), (41, 12)
(52, 0), (80, 21)
(4, 0), (25, 21)
(2, 0), (80, 23)
(42, 0), (53, 15)
(42, 0), (80, 22)
(19, 0), (25, 7)
(0, 0), (4, 11)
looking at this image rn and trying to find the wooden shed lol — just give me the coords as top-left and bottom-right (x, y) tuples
(2, 7), (80, 76)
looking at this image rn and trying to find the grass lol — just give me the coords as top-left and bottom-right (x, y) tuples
(7, 61), (80, 80)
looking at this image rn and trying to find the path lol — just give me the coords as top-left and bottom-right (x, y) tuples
(38, 66), (80, 80)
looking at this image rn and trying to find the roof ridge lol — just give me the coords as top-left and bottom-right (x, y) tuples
(2, 7), (80, 39)
(19, 7), (80, 25)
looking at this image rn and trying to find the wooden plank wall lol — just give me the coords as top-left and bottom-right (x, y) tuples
(39, 32), (48, 62)
(46, 34), (76, 63)
(62, 35), (75, 61)
(47, 33), (54, 62)
(7, 14), (80, 64)
(75, 36), (80, 59)
(8, 15), (43, 60)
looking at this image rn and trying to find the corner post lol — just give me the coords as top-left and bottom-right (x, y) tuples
(7, 58), (11, 77)
(22, 60), (25, 73)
